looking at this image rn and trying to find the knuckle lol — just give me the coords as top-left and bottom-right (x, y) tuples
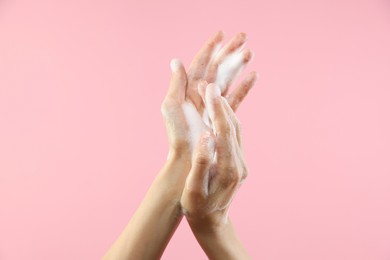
(219, 120), (232, 136)
(195, 154), (211, 166)
(219, 176), (233, 189)
(235, 120), (242, 134)
(231, 171), (240, 185)
(241, 166), (249, 180)
(219, 165), (240, 188)
(161, 98), (177, 115)
(216, 136), (232, 152)
(160, 104), (168, 115)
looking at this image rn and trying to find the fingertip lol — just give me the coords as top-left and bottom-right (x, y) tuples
(206, 83), (221, 98)
(170, 58), (182, 73)
(238, 32), (248, 42)
(248, 71), (259, 83)
(242, 49), (254, 63)
(215, 30), (225, 42)
(168, 58), (187, 100)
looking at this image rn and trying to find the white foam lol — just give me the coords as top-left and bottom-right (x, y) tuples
(215, 51), (245, 93)
(171, 44), (247, 154)
(170, 59), (181, 72)
(205, 85), (221, 120)
(181, 102), (207, 151)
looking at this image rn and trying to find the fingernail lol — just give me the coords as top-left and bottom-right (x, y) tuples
(239, 32), (248, 42)
(215, 30), (225, 42)
(170, 59), (181, 72)
(210, 84), (221, 97)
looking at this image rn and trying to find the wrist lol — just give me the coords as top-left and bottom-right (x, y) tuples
(186, 212), (229, 236)
(155, 152), (192, 199)
(188, 217), (250, 260)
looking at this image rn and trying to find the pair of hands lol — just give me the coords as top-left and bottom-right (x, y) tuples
(161, 31), (258, 232)
(103, 31), (257, 260)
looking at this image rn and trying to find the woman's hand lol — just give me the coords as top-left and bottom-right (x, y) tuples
(181, 82), (247, 230)
(180, 83), (250, 259)
(161, 31), (257, 160)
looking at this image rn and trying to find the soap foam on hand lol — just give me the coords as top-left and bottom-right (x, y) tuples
(175, 36), (250, 154)
(215, 50), (245, 94)
(181, 102), (208, 152)
(180, 50), (245, 152)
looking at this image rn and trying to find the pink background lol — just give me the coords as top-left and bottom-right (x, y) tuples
(1, 0), (390, 259)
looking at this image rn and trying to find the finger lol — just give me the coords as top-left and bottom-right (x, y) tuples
(214, 32), (248, 64)
(197, 80), (212, 128)
(205, 83), (226, 133)
(166, 59), (187, 102)
(221, 97), (242, 148)
(187, 31), (224, 81)
(220, 98), (248, 184)
(227, 71), (258, 111)
(197, 80), (208, 105)
(217, 49), (254, 96)
(205, 83), (234, 161)
(205, 32), (248, 83)
(185, 132), (216, 196)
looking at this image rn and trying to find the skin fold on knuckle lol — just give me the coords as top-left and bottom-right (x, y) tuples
(241, 165), (249, 181)
(160, 98), (178, 115)
(194, 152), (211, 166)
(217, 164), (240, 189)
(216, 136), (233, 156)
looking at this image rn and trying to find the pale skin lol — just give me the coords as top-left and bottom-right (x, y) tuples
(103, 31), (258, 260)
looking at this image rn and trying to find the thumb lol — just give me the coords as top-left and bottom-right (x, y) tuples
(185, 132), (216, 196)
(166, 58), (187, 101)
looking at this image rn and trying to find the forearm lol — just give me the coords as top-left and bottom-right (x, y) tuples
(103, 154), (191, 260)
(189, 217), (250, 260)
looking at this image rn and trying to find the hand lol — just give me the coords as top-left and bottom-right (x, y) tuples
(161, 31), (258, 160)
(180, 83), (248, 231)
